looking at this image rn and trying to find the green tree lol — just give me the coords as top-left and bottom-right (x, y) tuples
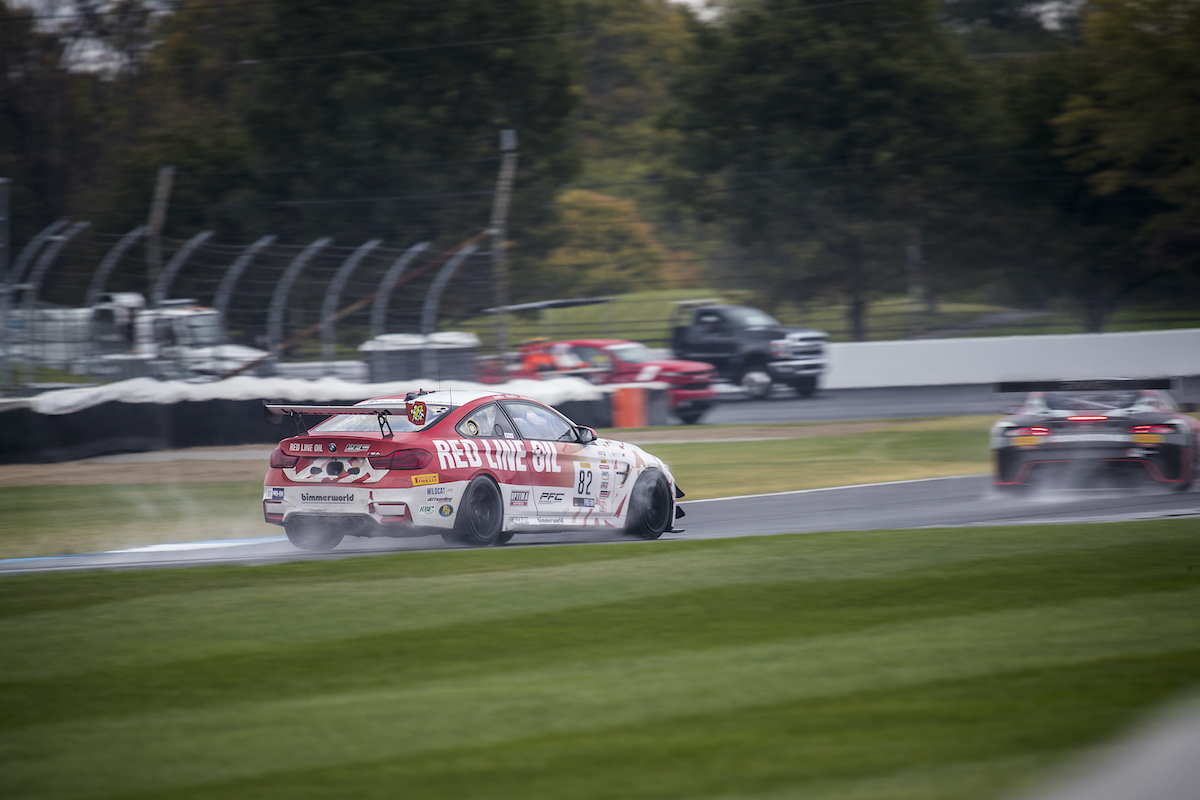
(667, 0), (996, 339)
(1054, 0), (1200, 293)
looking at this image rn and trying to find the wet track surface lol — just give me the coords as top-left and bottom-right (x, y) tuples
(3, 475), (1197, 575)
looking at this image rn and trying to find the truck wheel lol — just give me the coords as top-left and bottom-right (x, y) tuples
(624, 469), (673, 540)
(792, 376), (818, 398)
(284, 518), (344, 551)
(453, 475), (504, 546)
(677, 407), (706, 425)
(739, 369), (772, 400)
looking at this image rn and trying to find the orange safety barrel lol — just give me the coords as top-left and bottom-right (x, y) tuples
(610, 387), (648, 428)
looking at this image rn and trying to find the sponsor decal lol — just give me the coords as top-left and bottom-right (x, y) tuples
(271, 487), (285, 500)
(573, 497), (596, 508)
(418, 504), (437, 515)
(538, 517), (564, 525)
(539, 491), (565, 503)
(301, 492), (354, 503)
(407, 401), (427, 426)
(327, 442), (338, 453)
(289, 442), (323, 453)
(411, 473), (440, 486)
(599, 490), (609, 498)
(600, 481), (609, 490)
(345, 443), (370, 453)
(426, 486), (448, 496)
(439, 504), (454, 517)
(599, 460), (609, 468)
(510, 490), (529, 507)
(579, 462), (592, 468)
(510, 517), (531, 526)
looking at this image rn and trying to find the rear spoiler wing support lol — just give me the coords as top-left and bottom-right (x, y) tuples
(264, 403), (410, 438)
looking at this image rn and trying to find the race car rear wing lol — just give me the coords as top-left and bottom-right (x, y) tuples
(264, 403), (410, 437)
(996, 378), (1174, 393)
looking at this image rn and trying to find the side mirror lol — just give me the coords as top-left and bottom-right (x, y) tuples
(1182, 402), (1199, 413)
(577, 426), (598, 444)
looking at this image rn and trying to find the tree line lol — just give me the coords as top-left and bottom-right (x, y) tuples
(1, 0), (1197, 338)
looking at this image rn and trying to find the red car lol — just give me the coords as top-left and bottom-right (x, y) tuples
(517, 339), (718, 424)
(264, 389), (683, 550)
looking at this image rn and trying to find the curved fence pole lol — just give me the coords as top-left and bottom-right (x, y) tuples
(20, 221), (90, 384)
(267, 237), (331, 352)
(320, 238), (381, 362)
(7, 220), (68, 286)
(213, 235), (276, 320)
(368, 242), (429, 339)
(85, 225), (147, 306)
(420, 244), (478, 378)
(150, 230), (213, 306)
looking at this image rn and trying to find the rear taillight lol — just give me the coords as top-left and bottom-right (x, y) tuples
(1067, 415), (1107, 422)
(1006, 426), (1050, 436)
(1131, 424), (1174, 435)
(368, 448), (433, 470)
(269, 448), (299, 469)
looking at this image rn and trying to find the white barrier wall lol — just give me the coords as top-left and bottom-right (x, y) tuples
(824, 328), (1200, 389)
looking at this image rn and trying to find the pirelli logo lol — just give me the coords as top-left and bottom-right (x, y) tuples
(411, 473), (440, 487)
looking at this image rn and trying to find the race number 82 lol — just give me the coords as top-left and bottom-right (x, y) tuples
(577, 469), (593, 495)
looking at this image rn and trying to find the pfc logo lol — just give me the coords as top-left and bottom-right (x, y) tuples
(539, 491), (565, 503)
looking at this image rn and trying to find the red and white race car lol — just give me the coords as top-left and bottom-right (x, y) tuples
(263, 389), (684, 550)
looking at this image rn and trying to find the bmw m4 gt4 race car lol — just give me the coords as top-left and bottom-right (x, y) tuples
(991, 379), (1200, 492)
(263, 390), (684, 550)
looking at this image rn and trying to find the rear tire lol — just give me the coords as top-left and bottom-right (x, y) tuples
(453, 475), (504, 546)
(284, 518), (344, 551)
(625, 469), (673, 540)
(677, 407), (706, 425)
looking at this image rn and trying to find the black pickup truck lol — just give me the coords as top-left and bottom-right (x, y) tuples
(669, 303), (828, 399)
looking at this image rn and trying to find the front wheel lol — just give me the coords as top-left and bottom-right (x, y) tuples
(739, 369), (772, 400)
(625, 469), (673, 540)
(792, 376), (818, 398)
(453, 475), (505, 546)
(676, 407), (707, 425)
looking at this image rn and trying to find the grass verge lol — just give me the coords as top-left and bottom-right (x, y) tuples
(0, 417), (994, 559)
(2, 519), (1198, 799)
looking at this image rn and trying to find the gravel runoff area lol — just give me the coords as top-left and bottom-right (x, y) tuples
(0, 420), (908, 487)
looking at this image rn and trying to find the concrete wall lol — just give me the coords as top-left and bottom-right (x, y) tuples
(824, 328), (1200, 389)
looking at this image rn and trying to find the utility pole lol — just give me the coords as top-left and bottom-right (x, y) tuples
(490, 129), (519, 356)
(146, 165), (175, 296)
(903, 176), (925, 337)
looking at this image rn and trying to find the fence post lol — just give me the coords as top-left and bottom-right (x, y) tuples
(490, 129), (518, 355)
(267, 237), (331, 353)
(150, 230), (213, 306)
(146, 166), (175, 290)
(20, 221), (90, 385)
(420, 244), (478, 378)
(213, 235), (276, 322)
(85, 226), (148, 306)
(321, 238), (381, 363)
(7, 220), (68, 286)
(369, 241), (429, 339)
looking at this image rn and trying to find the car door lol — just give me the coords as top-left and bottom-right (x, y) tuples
(447, 402), (533, 525)
(501, 400), (607, 524)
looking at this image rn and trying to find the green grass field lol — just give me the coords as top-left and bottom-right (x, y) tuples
(0, 417), (994, 559)
(3, 519), (1198, 799)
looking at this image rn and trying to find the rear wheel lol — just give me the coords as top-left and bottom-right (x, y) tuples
(625, 469), (673, 540)
(453, 475), (505, 546)
(284, 518), (344, 551)
(676, 407), (706, 425)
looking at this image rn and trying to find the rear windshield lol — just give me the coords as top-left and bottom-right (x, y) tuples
(1042, 392), (1139, 411)
(312, 403), (453, 433)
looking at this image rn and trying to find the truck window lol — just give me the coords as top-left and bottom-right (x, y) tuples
(725, 307), (779, 328)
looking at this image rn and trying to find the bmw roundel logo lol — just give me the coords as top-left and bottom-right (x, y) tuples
(439, 504), (453, 517)
(328, 442), (337, 453)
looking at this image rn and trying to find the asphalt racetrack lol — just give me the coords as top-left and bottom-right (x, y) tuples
(3, 474), (1197, 575)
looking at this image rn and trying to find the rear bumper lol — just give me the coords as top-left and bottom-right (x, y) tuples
(262, 482), (456, 534)
(993, 443), (1192, 486)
